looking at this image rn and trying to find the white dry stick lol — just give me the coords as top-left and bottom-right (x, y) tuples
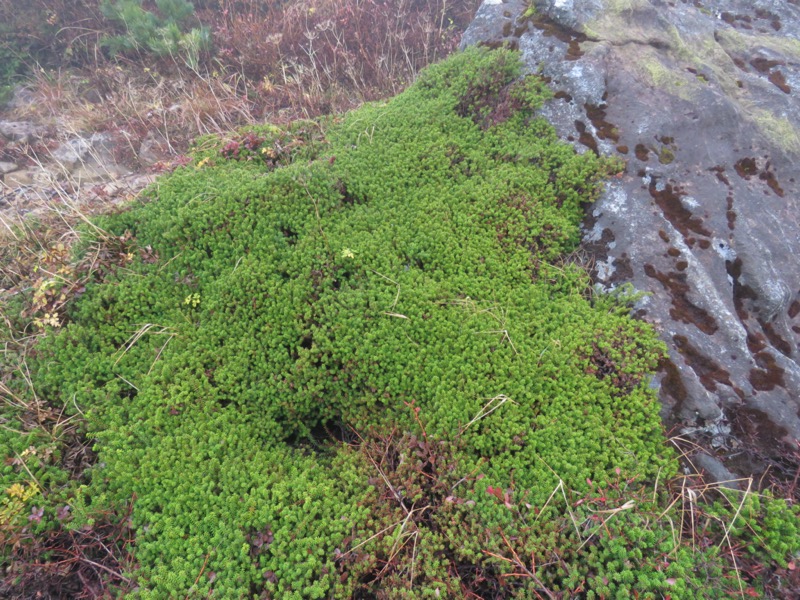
(113, 323), (173, 366)
(460, 394), (516, 434)
(578, 500), (636, 551)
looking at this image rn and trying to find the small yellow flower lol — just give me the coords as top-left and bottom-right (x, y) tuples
(183, 293), (201, 307)
(341, 248), (355, 259)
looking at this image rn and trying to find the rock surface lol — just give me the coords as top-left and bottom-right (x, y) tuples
(463, 0), (800, 479)
(138, 130), (172, 167)
(49, 133), (132, 180)
(0, 120), (44, 143)
(0, 85), (168, 243)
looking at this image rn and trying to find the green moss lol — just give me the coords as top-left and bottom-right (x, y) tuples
(8, 47), (797, 598)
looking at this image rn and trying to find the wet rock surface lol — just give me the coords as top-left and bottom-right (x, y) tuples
(463, 0), (800, 481)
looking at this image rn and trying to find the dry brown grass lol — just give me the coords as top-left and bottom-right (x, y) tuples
(4, 0), (480, 164)
(207, 0), (478, 118)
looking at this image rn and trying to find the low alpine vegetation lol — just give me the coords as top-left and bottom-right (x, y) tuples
(2, 47), (797, 598)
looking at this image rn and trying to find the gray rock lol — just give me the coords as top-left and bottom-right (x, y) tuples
(47, 133), (132, 182)
(536, 0), (604, 31)
(0, 161), (18, 175)
(50, 133), (117, 171)
(692, 452), (742, 489)
(2, 168), (48, 188)
(72, 163), (131, 183)
(82, 87), (105, 105)
(4, 86), (36, 112)
(462, 0), (800, 475)
(138, 130), (171, 167)
(0, 120), (44, 143)
(460, 0), (529, 50)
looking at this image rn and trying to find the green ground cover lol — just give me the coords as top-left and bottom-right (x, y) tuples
(2, 47), (797, 598)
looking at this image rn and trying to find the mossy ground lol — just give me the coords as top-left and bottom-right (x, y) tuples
(2, 47), (798, 598)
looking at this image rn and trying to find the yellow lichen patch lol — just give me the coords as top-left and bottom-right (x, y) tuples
(666, 25), (695, 62)
(638, 56), (698, 101)
(751, 110), (800, 155)
(603, 0), (649, 14)
(715, 28), (800, 60)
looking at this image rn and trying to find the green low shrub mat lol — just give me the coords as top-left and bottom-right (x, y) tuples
(16, 48), (798, 598)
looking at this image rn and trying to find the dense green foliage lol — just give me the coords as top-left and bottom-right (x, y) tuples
(101, 0), (210, 68)
(4, 48), (799, 597)
(0, 29), (22, 100)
